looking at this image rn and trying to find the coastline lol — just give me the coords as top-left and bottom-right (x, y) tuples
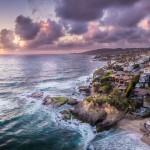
(118, 118), (150, 146)
(86, 56), (150, 148)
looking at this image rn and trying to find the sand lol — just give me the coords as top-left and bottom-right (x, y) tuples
(118, 118), (150, 146)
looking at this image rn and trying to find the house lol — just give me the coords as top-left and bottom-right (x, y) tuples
(135, 74), (150, 88)
(144, 63), (150, 74)
(111, 72), (132, 88)
(133, 88), (150, 100)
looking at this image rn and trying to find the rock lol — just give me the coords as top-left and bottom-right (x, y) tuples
(67, 99), (78, 105)
(96, 117), (122, 132)
(60, 110), (72, 121)
(54, 101), (68, 108)
(71, 99), (125, 131)
(71, 100), (107, 126)
(95, 103), (125, 132)
(28, 92), (43, 98)
(78, 86), (91, 96)
(43, 96), (69, 107)
(43, 96), (52, 105)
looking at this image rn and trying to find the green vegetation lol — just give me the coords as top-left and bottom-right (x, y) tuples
(100, 76), (111, 83)
(108, 89), (129, 110)
(102, 84), (112, 93)
(53, 97), (69, 103)
(95, 95), (108, 104)
(93, 82), (101, 92)
(126, 74), (140, 97)
(86, 96), (94, 103)
(86, 95), (108, 105)
(93, 68), (105, 78)
(92, 70), (113, 93)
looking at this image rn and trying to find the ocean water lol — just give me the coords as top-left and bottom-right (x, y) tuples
(0, 54), (149, 150)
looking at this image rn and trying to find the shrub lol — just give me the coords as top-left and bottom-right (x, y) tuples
(93, 82), (101, 92)
(102, 84), (112, 93)
(93, 69), (105, 78)
(108, 89), (130, 111)
(126, 74), (140, 97)
(100, 76), (110, 83)
(86, 97), (94, 103)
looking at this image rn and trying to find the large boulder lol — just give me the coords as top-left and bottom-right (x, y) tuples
(43, 96), (71, 108)
(78, 86), (91, 96)
(67, 99), (78, 105)
(28, 92), (44, 98)
(71, 100), (107, 126)
(96, 103), (125, 132)
(71, 99), (125, 131)
(60, 110), (72, 121)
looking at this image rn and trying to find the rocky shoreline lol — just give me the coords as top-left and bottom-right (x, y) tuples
(27, 67), (126, 133)
(27, 57), (150, 147)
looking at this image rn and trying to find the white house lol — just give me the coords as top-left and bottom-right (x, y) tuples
(144, 63), (150, 74)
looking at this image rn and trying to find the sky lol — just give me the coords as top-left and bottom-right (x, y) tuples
(0, 0), (150, 54)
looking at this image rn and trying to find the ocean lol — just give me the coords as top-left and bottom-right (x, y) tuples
(0, 54), (149, 150)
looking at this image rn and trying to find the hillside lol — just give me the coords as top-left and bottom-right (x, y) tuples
(80, 48), (150, 55)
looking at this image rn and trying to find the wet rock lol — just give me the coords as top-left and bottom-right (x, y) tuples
(67, 99), (78, 105)
(60, 110), (72, 121)
(96, 117), (122, 132)
(78, 86), (91, 96)
(28, 92), (43, 98)
(43, 96), (69, 107)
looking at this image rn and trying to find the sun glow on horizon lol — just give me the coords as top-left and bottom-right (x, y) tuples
(13, 35), (26, 48)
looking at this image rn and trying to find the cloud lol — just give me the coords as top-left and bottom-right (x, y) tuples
(83, 21), (150, 45)
(26, 19), (63, 48)
(15, 15), (40, 40)
(55, 0), (139, 22)
(28, 0), (40, 15)
(1, 0), (150, 53)
(102, 0), (150, 27)
(69, 22), (88, 35)
(0, 29), (18, 50)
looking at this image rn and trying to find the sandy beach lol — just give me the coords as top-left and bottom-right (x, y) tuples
(118, 118), (150, 146)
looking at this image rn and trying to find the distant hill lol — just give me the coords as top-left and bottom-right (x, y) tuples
(80, 48), (150, 55)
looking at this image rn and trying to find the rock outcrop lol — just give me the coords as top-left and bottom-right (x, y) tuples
(28, 92), (44, 98)
(43, 96), (75, 108)
(43, 96), (68, 107)
(78, 86), (91, 96)
(71, 99), (124, 131)
(60, 110), (72, 121)
(67, 99), (78, 105)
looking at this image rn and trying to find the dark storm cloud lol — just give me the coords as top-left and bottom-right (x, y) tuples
(102, 0), (150, 27)
(55, 0), (139, 22)
(69, 23), (88, 35)
(0, 29), (18, 50)
(15, 15), (40, 40)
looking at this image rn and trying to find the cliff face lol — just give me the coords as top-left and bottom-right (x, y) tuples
(71, 100), (125, 132)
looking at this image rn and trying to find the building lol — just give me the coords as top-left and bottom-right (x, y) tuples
(111, 72), (132, 93)
(133, 88), (150, 100)
(144, 63), (150, 74)
(136, 74), (150, 88)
